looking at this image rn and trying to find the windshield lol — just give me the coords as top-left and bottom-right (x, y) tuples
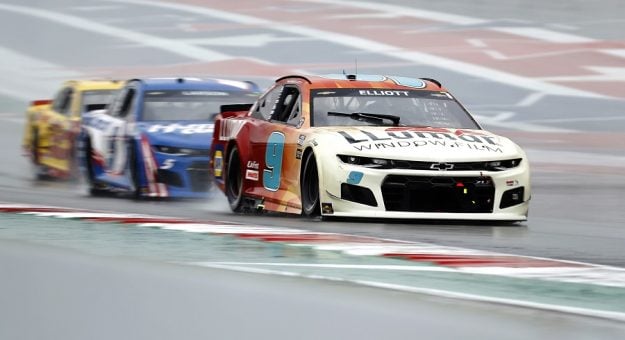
(311, 88), (480, 129)
(141, 90), (257, 121)
(81, 90), (117, 114)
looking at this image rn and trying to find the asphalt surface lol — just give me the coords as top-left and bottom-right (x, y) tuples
(0, 0), (624, 338)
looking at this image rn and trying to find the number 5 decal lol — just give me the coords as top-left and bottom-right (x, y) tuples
(263, 131), (285, 191)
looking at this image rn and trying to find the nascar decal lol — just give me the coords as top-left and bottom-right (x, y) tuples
(337, 129), (503, 153)
(147, 124), (214, 134)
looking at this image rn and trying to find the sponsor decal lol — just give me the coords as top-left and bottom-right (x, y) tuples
(297, 134), (306, 146)
(295, 149), (303, 159)
(347, 171), (363, 185)
(337, 129), (503, 153)
(214, 150), (223, 177)
(148, 123), (214, 134)
(246, 169), (259, 181)
(359, 90), (409, 96)
(247, 160), (259, 170)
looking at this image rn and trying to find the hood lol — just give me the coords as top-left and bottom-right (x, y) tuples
(137, 121), (214, 149)
(311, 126), (524, 161)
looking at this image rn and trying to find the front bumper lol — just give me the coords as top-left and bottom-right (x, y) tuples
(319, 162), (530, 221)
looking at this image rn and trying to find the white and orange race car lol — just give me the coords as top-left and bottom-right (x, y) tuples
(212, 74), (530, 222)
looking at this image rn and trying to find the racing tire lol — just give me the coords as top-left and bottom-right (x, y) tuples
(128, 141), (142, 200)
(30, 129), (45, 180)
(225, 145), (244, 212)
(301, 151), (321, 217)
(84, 137), (106, 196)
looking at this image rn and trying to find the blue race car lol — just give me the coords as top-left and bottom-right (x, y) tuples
(79, 77), (259, 198)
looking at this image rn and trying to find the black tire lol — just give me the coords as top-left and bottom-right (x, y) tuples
(84, 137), (105, 196)
(301, 151), (320, 217)
(225, 145), (244, 212)
(128, 141), (142, 199)
(31, 129), (40, 165)
(30, 129), (47, 180)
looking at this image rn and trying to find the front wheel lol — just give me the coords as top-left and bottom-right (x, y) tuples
(301, 152), (320, 217)
(30, 129), (45, 180)
(225, 145), (244, 212)
(127, 141), (142, 199)
(84, 137), (105, 196)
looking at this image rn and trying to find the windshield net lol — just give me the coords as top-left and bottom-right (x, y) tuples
(142, 90), (257, 121)
(311, 88), (480, 129)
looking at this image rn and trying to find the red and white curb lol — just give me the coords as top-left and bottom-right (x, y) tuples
(2, 203), (625, 321)
(2, 203), (624, 288)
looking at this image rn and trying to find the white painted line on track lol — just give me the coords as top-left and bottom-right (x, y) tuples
(491, 27), (596, 44)
(0, 3), (232, 63)
(105, 0), (606, 99)
(300, 0), (597, 45)
(195, 261), (625, 288)
(295, 0), (487, 25)
(190, 261), (625, 322)
(601, 49), (625, 58)
(516, 92), (547, 107)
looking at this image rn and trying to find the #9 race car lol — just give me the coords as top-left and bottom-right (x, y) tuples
(211, 74), (530, 221)
(79, 77), (260, 198)
(22, 80), (122, 179)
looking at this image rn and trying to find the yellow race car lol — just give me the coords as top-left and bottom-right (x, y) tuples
(22, 80), (122, 179)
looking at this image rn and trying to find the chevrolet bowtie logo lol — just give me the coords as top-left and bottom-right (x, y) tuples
(430, 162), (454, 171)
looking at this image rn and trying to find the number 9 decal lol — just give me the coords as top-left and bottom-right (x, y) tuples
(263, 132), (285, 191)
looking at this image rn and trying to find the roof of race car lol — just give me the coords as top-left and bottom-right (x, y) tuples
(276, 74), (445, 91)
(64, 80), (124, 91)
(133, 77), (261, 93)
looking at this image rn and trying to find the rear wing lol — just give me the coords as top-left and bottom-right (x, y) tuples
(219, 103), (253, 119)
(220, 103), (253, 114)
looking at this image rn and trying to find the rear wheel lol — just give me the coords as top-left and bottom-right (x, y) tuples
(225, 145), (244, 212)
(301, 152), (320, 217)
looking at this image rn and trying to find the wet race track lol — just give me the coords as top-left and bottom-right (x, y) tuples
(1, 1), (625, 339)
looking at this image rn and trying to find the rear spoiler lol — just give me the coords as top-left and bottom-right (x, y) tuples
(220, 103), (253, 114)
(31, 99), (52, 106)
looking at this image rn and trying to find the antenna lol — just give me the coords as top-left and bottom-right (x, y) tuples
(355, 58), (358, 75)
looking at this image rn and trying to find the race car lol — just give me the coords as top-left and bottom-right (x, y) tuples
(22, 80), (122, 179)
(79, 77), (260, 198)
(211, 74), (530, 221)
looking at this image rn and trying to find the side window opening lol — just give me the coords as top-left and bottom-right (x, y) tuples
(272, 86), (300, 123)
(118, 88), (136, 118)
(52, 87), (73, 115)
(252, 85), (283, 121)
